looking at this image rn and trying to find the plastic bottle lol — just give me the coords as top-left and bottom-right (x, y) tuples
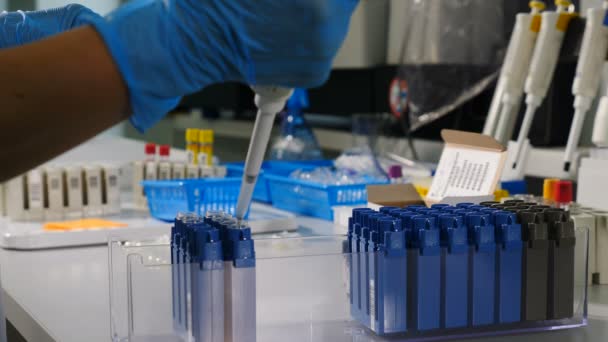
(158, 145), (172, 180)
(144, 143), (157, 181)
(198, 130), (214, 166)
(145, 143), (157, 162)
(388, 165), (404, 184)
(271, 88), (322, 161)
(185, 129), (199, 165)
(553, 180), (574, 210)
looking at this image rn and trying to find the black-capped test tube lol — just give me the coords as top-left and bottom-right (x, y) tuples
(519, 211), (549, 321)
(544, 209), (576, 319)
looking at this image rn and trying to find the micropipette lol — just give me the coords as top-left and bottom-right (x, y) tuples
(235, 86), (294, 222)
(512, 0), (576, 169)
(563, 1), (608, 172)
(493, 1), (546, 145)
(484, 1), (545, 142)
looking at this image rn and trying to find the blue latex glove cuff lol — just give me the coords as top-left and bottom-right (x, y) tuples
(0, 4), (101, 48)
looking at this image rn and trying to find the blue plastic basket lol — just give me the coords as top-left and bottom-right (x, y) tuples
(142, 178), (243, 222)
(225, 160), (333, 203)
(265, 175), (387, 220)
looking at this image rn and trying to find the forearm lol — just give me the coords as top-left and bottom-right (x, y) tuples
(0, 26), (129, 182)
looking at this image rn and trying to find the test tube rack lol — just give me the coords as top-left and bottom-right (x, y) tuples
(348, 201), (583, 335)
(1, 163), (121, 222)
(132, 161), (228, 210)
(109, 206), (587, 342)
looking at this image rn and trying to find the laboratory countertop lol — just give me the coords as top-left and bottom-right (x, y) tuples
(0, 214), (607, 342)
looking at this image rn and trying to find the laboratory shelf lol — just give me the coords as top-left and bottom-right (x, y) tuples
(109, 228), (588, 342)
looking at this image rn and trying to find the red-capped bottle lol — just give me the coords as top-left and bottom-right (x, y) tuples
(145, 143), (157, 162)
(553, 180), (573, 209)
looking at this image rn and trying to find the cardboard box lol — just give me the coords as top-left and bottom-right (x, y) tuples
(426, 130), (506, 205)
(367, 183), (425, 210)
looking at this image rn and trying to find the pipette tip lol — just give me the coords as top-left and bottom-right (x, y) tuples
(563, 162), (571, 173)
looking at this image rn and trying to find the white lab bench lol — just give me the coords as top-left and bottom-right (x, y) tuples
(1, 136), (606, 341)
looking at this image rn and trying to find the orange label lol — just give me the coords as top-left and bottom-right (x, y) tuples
(43, 219), (128, 231)
(556, 13), (576, 32)
(530, 14), (542, 33)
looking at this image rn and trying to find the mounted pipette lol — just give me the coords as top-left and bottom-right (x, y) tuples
(512, 0), (576, 169)
(235, 87), (294, 223)
(563, 1), (608, 172)
(484, 1), (545, 143)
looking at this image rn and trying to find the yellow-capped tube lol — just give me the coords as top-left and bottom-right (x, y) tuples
(198, 129), (214, 166)
(185, 128), (199, 165)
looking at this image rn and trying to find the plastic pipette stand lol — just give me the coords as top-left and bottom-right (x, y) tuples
(236, 87), (293, 222)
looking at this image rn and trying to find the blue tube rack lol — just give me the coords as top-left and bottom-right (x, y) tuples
(347, 202), (579, 336)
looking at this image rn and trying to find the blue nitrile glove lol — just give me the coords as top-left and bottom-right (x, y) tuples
(81, 0), (359, 132)
(0, 4), (102, 48)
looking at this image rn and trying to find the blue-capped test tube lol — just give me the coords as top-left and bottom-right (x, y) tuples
(405, 205), (428, 212)
(353, 210), (376, 321)
(494, 211), (523, 324)
(171, 216), (185, 331)
(388, 208), (407, 218)
(431, 204), (451, 210)
(191, 228), (224, 342)
(369, 217), (407, 334)
(361, 213), (387, 327)
(465, 213), (496, 326)
(223, 224), (256, 342)
(349, 208), (374, 319)
(439, 215), (469, 328)
(479, 207), (500, 216)
(415, 208), (435, 215)
(407, 216), (441, 331)
(177, 213), (202, 333)
(380, 206), (400, 214)
(424, 210), (443, 219)
(185, 219), (207, 336)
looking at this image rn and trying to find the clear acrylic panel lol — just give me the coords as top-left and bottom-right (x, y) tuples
(110, 228), (588, 342)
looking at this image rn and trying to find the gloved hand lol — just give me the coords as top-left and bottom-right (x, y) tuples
(82, 0), (359, 132)
(0, 4), (102, 49)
